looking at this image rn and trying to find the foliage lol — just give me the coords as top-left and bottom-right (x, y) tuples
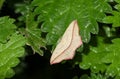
(0, 0), (120, 79)
(0, 33), (26, 79)
(103, 0), (120, 27)
(0, 0), (5, 9)
(15, 3), (46, 55)
(31, 0), (112, 44)
(79, 37), (120, 78)
(0, 17), (16, 43)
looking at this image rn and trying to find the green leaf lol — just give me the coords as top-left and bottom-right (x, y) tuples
(102, 26), (114, 37)
(25, 12), (45, 55)
(80, 74), (90, 79)
(114, 0), (120, 11)
(79, 37), (108, 73)
(115, 75), (120, 79)
(104, 38), (120, 77)
(103, 0), (120, 27)
(0, 33), (26, 79)
(90, 73), (107, 79)
(32, 0), (112, 45)
(80, 73), (107, 79)
(0, 0), (5, 9)
(79, 36), (120, 77)
(25, 28), (45, 56)
(103, 11), (120, 27)
(15, 3), (32, 22)
(0, 16), (16, 43)
(15, 4), (46, 55)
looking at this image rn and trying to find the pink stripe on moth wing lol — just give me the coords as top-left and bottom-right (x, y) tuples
(50, 20), (83, 65)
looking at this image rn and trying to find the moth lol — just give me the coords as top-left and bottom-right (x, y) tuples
(50, 20), (83, 65)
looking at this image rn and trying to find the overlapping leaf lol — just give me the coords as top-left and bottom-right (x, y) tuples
(0, 33), (26, 79)
(115, 0), (120, 11)
(0, 16), (16, 43)
(103, 0), (120, 27)
(31, 0), (112, 45)
(79, 37), (108, 73)
(15, 4), (46, 55)
(104, 39), (120, 77)
(25, 12), (46, 56)
(79, 37), (120, 78)
(80, 73), (107, 79)
(25, 28), (45, 56)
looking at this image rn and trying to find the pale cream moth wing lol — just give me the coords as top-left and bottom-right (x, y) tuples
(50, 20), (83, 64)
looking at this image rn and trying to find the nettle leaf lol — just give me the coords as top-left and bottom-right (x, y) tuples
(103, 11), (120, 27)
(103, 0), (120, 27)
(0, 33), (26, 79)
(79, 37), (108, 73)
(31, 0), (112, 45)
(25, 12), (46, 56)
(15, 4), (46, 55)
(0, 16), (16, 43)
(80, 73), (107, 79)
(80, 37), (120, 77)
(115, 0), (120, 11)
(16, 3), (45, 55)
(105, 38), (120, 77)
(15, 3), (29, 22)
